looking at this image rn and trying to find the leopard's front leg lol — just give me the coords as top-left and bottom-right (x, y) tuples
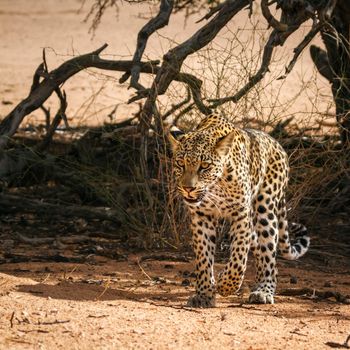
(187, 211), (216, 308)
(216, 207), (252, 297)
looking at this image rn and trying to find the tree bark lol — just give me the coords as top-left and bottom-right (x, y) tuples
(311, 0), (350, 146)
(0, 193), (124, 224)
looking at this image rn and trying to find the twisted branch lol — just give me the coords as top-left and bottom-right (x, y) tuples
(0, 44), (204, 150)
(36, 89), (68, 152)
(261, 0), (288, 32)
(208, 29), (278, 107)
(138, 0), (250, 134)
(278, 21), (324, 80)
(129, 0), (174, 91)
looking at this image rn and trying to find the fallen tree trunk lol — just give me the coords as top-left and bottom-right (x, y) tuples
(0, 193), (124, 224)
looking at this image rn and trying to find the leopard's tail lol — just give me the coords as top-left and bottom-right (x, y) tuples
(278, 200), (310, 260)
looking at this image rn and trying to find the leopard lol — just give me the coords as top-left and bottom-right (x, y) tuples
(168, 114), (310, 308)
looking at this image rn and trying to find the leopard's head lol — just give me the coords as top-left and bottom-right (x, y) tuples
(168, 129), (235, 205)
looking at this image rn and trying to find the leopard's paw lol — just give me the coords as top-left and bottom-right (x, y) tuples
(187, 294), (216, 308)
(248, 290), (274, 304)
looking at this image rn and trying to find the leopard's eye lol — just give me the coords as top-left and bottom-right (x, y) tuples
(175, 159), (185, 168)
(199, 161), (211, 170)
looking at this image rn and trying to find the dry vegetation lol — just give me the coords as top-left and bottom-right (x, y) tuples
(0, 2), (348, 247)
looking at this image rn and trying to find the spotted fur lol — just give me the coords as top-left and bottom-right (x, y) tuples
(169, 114), (310, 307)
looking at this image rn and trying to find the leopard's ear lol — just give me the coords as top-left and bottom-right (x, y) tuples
(215, 132), (236, 157)
(167, 127), (185, 152)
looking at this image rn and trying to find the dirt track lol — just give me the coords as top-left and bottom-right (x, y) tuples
(1, 254), (349, 350)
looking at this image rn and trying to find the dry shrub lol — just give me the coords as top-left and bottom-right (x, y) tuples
(11, 11), (348, 248)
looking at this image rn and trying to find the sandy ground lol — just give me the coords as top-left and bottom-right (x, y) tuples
(0, 253), (349, 350)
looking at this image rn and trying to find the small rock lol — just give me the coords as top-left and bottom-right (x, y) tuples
(290, 276), (298, 284)
(164, 264), (174, 269)
(324, 281), (333, 288)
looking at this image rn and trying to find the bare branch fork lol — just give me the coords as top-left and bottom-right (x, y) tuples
(138, 0), (251, 135)
(261, 0), (288, 32)
(134, 0), (250, 179)
(137, 0), (330, 134)
(207, 0), (325, 108)
(124, 0), (174, 91)
(0, 43), (202, 150)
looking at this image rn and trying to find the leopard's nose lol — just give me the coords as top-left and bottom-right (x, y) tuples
(183, 186), (196, 193)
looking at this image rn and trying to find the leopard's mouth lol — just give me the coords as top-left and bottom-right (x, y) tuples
(182, 192), (205, 204)
(183, 197), (201, 204)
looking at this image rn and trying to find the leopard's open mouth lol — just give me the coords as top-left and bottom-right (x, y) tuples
(182, 192), (205, 204)
(183, 197), (201, 204)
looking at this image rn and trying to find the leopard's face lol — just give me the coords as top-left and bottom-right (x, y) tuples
(172, 140), (225, 204)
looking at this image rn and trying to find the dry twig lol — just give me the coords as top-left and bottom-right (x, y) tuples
(261, 0), (288, 31)
(278, 288), (350, 304)
(10, 311), (15, 328)
(0, 44), (202, 151)
(137, 259), (153, 281)
(128, 0), (174, 91)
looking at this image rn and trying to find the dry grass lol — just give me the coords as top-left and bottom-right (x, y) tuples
(7, 11), (350, 247)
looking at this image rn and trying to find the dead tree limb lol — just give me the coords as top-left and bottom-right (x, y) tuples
(0, 193), (125, 224)
(261, 0), (288, 32)
(138, 0), (250, 133)
(208, 29), (279, 107)
(0, 44), (203, 151)
(208, 0), (317, 108)
(129, 0), (174, 91)
(196, 2), (225, 23)
(136, 0), (250, 178)
(314, 0), (350, 145)
(278, 22), (323, 80)
(174, 103), (195, 125)
(162, 87), (191, 121)
(310, 45), (333, 82)
(36, 89), (68, 152)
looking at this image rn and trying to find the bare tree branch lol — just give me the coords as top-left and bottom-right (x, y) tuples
(174, 103), (195, 125)
(0, 43), (203, 150)
(138, 0), (250, 135)
(0, 44), (106, 149)
(129, 0), (174, 90)
(278, 21), (323, 80)
(135, 0), (250, 179)
(208, 29), (278, 107)
(196, 2), (225, 23)
(261, 0), (288, 31)
(162, 87), (191, 121)
(40, 105), (51, 130)
(36, 89), (68, 152)
(310, 45), (333, 82)
(208, 0), (316, 109)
